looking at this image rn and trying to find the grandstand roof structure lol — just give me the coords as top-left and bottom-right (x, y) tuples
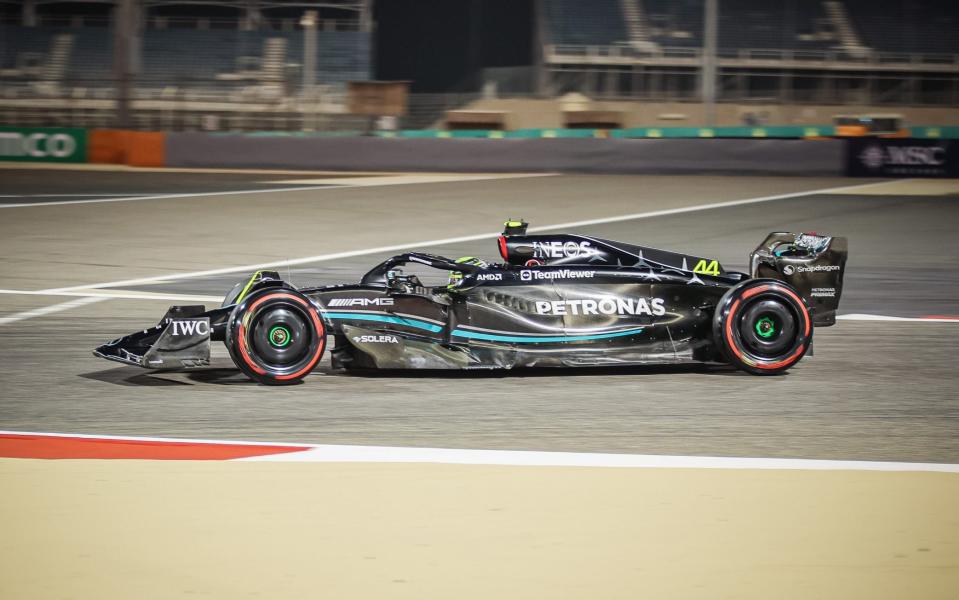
(543, 0), (959, 70)
(0, 0), (372, 27)
(0, 0), (956, 131)
(5, 1), (364, 7)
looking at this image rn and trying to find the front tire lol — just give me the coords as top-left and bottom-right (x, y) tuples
(713, 279), (812, 375)
(226, 289), (326, 385)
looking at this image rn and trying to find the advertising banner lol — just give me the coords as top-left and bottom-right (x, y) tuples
(0, 127), (87, 163)
(845, 137), (957, 177)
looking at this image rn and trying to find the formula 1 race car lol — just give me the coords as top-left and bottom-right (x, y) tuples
(94, 220), (847, 384)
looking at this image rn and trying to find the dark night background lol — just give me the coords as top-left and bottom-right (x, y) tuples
(374, 0), (533, 92)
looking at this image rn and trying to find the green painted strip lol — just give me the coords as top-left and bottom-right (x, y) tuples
(0, 127), (86, 162)
(911, 126), (959, 139)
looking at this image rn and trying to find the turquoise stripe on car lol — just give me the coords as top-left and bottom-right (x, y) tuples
(322, 311), (444, 333)
(451, 328), (644, 343)
(323, 312), (643, 343)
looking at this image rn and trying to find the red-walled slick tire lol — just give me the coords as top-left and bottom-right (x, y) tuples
(713, 279), (812, 375)
(226, 289), (326, 385)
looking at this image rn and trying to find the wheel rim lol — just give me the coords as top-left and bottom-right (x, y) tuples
(754, 316), (776, 338)
(717, 282), (811, 373)
(737, 297), (799, 358)
(268, 325), (292, 348)
(247, 305), (312, 370)
(231, 291), (326, 384)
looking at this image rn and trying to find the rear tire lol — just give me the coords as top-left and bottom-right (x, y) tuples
(713, 279), (812, 375)
(226, 289), (326, 385)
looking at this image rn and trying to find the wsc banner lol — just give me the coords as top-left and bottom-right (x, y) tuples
(0, 127), (87, 163)
(845, 137), (958, 178)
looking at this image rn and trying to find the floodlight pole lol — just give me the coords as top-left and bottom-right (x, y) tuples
(532, 0), (548, 96)
(22, 0), (37, 26)
(301, 10), (317, 93)
(359, 0), (372, 33)
(242, 0), (262, 31)
(113, 0), (140, 129)
(301, 10), (318, 130)
(702, 0), (718, 127)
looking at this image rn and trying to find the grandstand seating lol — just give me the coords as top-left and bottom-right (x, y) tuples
(69, 28), (114, 83)
(0, 24), (371, 91)
(642, 0), (836, 52)
(5, 1), (952, 92)
(544, 0), (837, 52)
(642, 0), (703, 48)
(0, 26), (59, 72)
(844, 0), (959, 55)
(542, 0), (956, 56)
(142, 30), (244, 83)
(543, 0), (628, 46)
(285, 31), (371, 85)
(715, 0), (834, 52)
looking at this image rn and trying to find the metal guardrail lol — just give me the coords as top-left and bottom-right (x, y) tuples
(548, 44), (959, 69)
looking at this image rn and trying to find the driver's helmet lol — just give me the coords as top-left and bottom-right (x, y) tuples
(447, 256), (488, 289)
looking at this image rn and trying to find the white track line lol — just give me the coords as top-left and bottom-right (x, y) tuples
(245, 445), (959, 473)
(42, 179), (899, 294)
(527, 179), (899, 231)
(0, 173), (555, 209)
(838, 314), (959, 323)
(42, 232), (512, 293)
(0, 162), (438, 175)
(0, 296), (106, 326)
(0, 193), (146, 198)
(3, 430), (957, 472)
(0, 288), (223, 303)
(0, 185), (339, 209)
(271, 173), (559, 186)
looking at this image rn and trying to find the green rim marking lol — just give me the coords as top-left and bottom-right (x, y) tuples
(755, 316), (776, 338)
(269, 326), (291, 347)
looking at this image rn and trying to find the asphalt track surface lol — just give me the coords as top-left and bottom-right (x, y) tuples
(0, 167), (352, 202)
(1, 170), (957, 463)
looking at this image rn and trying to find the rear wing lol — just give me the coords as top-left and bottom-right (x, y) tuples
(750, 233), (848, 327)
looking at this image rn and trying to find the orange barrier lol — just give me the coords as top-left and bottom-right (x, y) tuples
(88, 129), (166, 167)
(88, 129), (126, 164)
(125, 131), (165, 166)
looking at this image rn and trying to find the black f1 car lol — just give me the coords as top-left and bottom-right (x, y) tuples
(94, 220), (847, 384)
